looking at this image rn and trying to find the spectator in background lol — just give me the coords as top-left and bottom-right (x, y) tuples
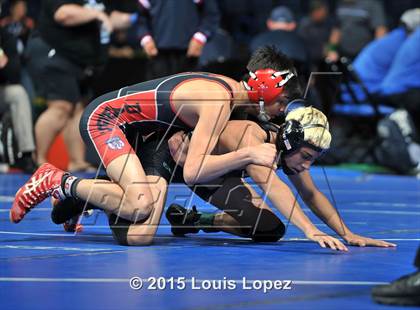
(107, 0), (141, 60)
(298, 0), (335, 70)
(272, 0), (308, 21)
(1, 0), (35, 102)
(0, 27), (36, 172)
(0, 0), (34, 55)
(137, 0), (220, 79)
(108, 29), (136, 59)
(384, 0), (419, 29)
(25, 0), (136, 171)
(348, 9), (420, 174)
(250, 6), (309, 77)
(326, 0), (387, 62)
(249, 5), (312, 110)
(353, 8), (420, 128)
(297, 0), (337, 113)
(218, 0), (271, 46)
(19, 0), (41, 20)
(353, 9), (420, 94)
(379, 27), (420, 132)
(198, 28), (234, 69)
(353, 28), (408, 95)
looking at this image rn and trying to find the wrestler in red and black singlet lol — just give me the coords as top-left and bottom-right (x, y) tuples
(79, 72), (233, 167)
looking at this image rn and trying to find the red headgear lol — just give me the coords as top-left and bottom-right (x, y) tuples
(244, 69), (294, 106)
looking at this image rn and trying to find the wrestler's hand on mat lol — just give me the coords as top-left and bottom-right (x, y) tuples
(144, 38), (158, 57)
(168, 131), (190, 166)
(343, 232), (397, 248)
(305, 229), (349, 251)
(248, 143), (278, 169)
(187, 39), (204, 57)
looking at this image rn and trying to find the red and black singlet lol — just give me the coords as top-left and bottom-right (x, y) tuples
(80, 72), (233, 167)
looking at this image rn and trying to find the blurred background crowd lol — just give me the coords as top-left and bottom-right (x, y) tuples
(0, 0), (419, 175)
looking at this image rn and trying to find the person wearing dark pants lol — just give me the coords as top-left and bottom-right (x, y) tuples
(379, 26), (420, 135)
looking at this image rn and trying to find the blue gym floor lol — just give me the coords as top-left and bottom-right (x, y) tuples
(1, 167), (419, 310)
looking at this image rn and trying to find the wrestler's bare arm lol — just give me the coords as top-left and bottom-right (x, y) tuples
(289, 171), (352, 236)
(289, 172), (396, 248)
(172, 81), (276, 185)
(217, 121), (318, 234)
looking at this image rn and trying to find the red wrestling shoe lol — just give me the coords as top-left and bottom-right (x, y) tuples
(10, 163), (67, 223)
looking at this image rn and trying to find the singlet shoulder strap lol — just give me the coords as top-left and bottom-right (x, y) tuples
(196, 73), (234, 99)
(255, 121), (279, 143)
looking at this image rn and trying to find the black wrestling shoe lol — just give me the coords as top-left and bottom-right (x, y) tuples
(51, 197), (85, 224)
(62, 209), (94, 233)
(165, 204), (200, 236)
(51, 197), (95, 232)
(372, 271), (420, 306)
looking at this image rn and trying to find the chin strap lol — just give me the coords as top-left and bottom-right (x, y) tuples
(242, 80), (273, 122)
(257, 99), (271, 122)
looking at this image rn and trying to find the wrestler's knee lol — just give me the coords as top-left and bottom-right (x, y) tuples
(251, 223), (285, 242)
(120, 188), (154, 222)
(252, 210), (285, 242)
(241, 209), (285, 242)
(123, 178), (167, 222)
(126, 234), (154, 246)
(108, 213), (130, 245)
(108, 212), (154, 246)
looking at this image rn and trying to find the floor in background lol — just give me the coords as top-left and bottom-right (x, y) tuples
(1, 167), (419, 310)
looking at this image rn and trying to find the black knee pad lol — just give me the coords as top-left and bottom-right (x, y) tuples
(108, 213), (131, 246)
(209, 177), (255, 223)
(108, 213), (150, 246)
(251, 209), (285, 242)
(206, 177), (285, 241)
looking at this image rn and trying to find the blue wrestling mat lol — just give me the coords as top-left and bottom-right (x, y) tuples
(1, 167), (419, 309)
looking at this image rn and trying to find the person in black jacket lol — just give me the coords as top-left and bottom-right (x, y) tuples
(137, 0), (220, 79)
